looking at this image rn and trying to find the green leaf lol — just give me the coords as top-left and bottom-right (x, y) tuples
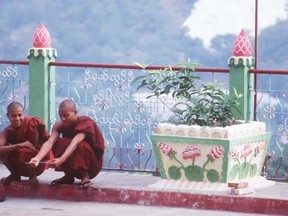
(184, 165), (204, 181)
(229, 164), (239, 181)
(206, 169), (220, 182)
(239, 162), (250, 180)
(168, 166), (182, 180)
(250, 163), (258, 177)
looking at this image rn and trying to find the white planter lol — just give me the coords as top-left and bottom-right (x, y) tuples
(151, 121), (271, 183)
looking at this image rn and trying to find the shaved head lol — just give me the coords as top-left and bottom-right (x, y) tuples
(59, 99), (77, 113)
(6, 102), (25, 128)
(7, 102), (24, 114)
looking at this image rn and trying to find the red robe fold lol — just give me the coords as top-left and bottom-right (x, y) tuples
(5, 116), (50, 177)
(52, 116), (104, 179)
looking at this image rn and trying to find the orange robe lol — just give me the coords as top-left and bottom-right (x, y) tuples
(52, 116), (104, 180)
(4, 116), (50, 177)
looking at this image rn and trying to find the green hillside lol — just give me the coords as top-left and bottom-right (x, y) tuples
(0, 0), (287, 69)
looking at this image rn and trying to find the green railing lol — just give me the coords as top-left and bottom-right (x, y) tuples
(0, 57), (287, 180)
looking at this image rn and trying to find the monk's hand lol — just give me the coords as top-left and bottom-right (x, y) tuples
(48, 158), (64, 169)
(28, 157), (40, 168)
(20, 141), (37, 152)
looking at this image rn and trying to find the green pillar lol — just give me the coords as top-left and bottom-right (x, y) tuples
(228, 29), (255, 121)
(27, 24), (57, 130)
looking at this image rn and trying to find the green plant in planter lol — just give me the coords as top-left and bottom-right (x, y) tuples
(133, 59), (243, 127)
(133, 60), (270, 184)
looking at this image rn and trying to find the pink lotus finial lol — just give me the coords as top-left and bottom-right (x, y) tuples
(32, 23), (52, 48)
(232, 29), (252, 57)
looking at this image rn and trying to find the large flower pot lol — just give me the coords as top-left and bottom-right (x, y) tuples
(150, 121), (271, 183)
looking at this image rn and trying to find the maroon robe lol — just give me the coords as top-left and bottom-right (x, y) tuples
(52, 116), (104, 179)
(5, 116), (50, 177)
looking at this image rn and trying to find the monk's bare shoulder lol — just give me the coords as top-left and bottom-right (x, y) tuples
(52, 121), (64, 132)
(0, 127), (9, 145)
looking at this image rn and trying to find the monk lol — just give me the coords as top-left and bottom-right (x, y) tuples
(0, 101), (50, 187)
(29, 99), (104, 188)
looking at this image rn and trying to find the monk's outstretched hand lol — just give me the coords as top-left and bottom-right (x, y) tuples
(28, 157), (40, 168)
(48, 158), (64, 169)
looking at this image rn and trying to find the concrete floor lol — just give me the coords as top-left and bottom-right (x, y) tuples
(0, 197), (270, 216)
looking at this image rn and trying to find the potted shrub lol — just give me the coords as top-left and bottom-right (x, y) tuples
(133, 59), (271, 184)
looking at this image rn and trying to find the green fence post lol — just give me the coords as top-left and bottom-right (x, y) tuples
(228, 29), (255, 121)
(27, 23), (57, 130)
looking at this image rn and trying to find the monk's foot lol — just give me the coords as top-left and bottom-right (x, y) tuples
(0, 196), (5, 202)
(28, 176), (39, 188)
(80, 180), (91, 189)
(0, 174), (21, 186)
(80, 172), (91, 189)
(51, 175), (75, 186)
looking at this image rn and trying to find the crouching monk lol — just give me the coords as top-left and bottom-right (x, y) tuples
(29, 99), (104, 188)
(0, 102), (50, 187)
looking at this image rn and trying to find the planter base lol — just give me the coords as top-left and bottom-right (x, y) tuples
(149, 176), (275, 193)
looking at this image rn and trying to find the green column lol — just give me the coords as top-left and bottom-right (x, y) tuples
(27, 48), (57, 129)
(228, 57), (255, 121)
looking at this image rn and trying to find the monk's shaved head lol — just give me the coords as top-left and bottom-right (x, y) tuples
(7, 102), (24, 114)
(59, 99), (77, 113)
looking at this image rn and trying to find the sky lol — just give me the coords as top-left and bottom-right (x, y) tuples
(183, 0), (288, 49)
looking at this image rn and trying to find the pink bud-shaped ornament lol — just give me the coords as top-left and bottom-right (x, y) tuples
(232, 29), (252, 57)
(32, 23), (51, 48)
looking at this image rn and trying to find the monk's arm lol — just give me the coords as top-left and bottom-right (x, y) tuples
(59, 132), (86, 163)
(0, 129), (36, 154)
(34, 130), (59, 161)
(29, 123), (60, 166)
